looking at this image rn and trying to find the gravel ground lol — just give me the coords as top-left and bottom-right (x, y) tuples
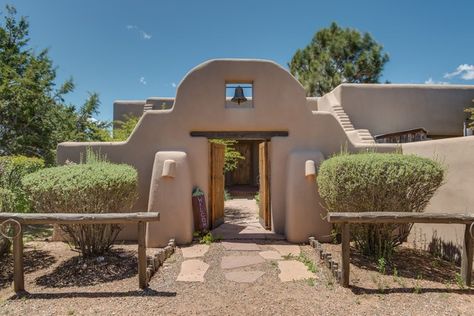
(1, 240), (473, 316)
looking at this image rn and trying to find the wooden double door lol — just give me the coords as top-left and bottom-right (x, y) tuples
(209, 141), (271, 229)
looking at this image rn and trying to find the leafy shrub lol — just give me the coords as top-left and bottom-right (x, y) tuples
(318, 152), (444, 259)
(22, 154), (138, 257)
(0, 156), (45, 212)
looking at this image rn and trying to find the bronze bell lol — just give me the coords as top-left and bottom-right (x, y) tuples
(231, 85), (247, 104)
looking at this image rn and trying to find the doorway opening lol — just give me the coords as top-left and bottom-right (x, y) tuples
(208, 139), (273, 239)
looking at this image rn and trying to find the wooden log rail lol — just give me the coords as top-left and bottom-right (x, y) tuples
(0, 212), (160, 294)
(327, 212), (474, 288)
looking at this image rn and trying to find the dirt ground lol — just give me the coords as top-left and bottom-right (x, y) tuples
(0, 239), (473, 316)
(1, 202), (473, 315)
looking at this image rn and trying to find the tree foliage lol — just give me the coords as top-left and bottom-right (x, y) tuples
(0, 6), (110, 165)
(209, 139), (245, 172)
(318, 152), (444, 259)
(464, 99), (474, 129)
(112, 115), (140, 141)
(289, 22), (389, 96)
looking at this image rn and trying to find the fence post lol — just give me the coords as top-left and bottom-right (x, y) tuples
(13, 224), (24, 293)
(461, 224), (473, 287)
(341, 222), (350, 287)
(138, 221), (147, 289)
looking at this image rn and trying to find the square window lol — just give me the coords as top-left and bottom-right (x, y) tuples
(225, 82), (253, 108)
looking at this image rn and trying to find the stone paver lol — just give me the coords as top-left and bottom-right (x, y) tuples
(221, 255), (265, 269)
(181, 244), (210, 258)
(271, 244), (301, 257)
(176, 259), (209, 282)
(225, 271), (265, 283)
(278, 260), (315, 282)
(222, 241), (260, 251)
(258, 250), (283, 260)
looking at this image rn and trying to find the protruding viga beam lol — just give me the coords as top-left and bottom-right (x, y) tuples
(327, 212), (474, 224)
(0, 212), (160, 225)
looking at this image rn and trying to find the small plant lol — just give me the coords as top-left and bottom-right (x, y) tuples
(282, 253), (295, 260)
(454, 272), (465, 289)
(298, 253), (318, 273)
(224, 189), (231, 201)
(377, 257), (386, 275)
(413, 273), (423, 294)
(199, 232), (221, 245)
(305, 277), (316, 286)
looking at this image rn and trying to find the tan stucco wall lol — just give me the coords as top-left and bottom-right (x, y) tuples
(338, 84), (474, 136)
(113, 100), (146, 127)
(57, 58), (474, 248)
(58, 59), (362, 246)
(402, 136), (474, 256)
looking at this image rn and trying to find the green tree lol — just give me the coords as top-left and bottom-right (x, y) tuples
(464, 99), (474, 129)
(0, 6), (110, 164)
(209, 139), (244, 172)
(289, 22), (389, 96)
(112, 115), (140, 141)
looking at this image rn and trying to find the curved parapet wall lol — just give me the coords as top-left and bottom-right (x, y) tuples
(58, 59), (361, 245)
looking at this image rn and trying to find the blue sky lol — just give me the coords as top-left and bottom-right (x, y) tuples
(4, 0), (474, 121)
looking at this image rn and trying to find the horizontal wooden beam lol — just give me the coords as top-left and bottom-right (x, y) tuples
(190, 131), (289, 140)
(0, 212), (160, 225)
(327, 212), (474, 224)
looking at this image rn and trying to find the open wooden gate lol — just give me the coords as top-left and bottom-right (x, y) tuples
(258, 141), (271, 229)
(209, 142), (225, 228)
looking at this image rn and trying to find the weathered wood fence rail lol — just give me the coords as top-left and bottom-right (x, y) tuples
(0, 212), (160, 294)
(327, 212), (474, 288)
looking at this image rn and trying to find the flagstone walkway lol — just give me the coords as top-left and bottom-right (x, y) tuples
(176, 198), (313, 284)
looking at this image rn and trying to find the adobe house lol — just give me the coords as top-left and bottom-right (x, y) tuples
(57, 59), (474, 250)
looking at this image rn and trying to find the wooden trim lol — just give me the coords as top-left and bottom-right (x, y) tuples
(340, 223), (350, 287)
(13, 224), (24, 293)
(461, 224), (473, 287)
(1, 212), (160, 294)
(191, 131), (288, 140)
(0, 212), (160, 225)
(327, 212), (474, 224)
(137, 221), (147, 289)
(326, 211), (474, 288)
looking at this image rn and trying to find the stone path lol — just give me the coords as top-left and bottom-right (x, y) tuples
(175, 199), (314, 284)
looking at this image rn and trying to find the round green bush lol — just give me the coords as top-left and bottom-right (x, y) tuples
(22, 161), (138, 257)
(317, 152), (445, 258)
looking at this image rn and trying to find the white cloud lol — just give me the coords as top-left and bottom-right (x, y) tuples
(171, 82), (177, 88)
(424, 77), (449, 85)
(444, 64), (474, 80)
(126, 25), (152, 40)
(139, 77), (147, 85)
(141, 31), (152, 40)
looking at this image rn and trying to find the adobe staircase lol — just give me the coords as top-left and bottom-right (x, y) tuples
(324, 93), (375, 144)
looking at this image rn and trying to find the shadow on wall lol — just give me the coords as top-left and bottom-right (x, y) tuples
(428, 231), (462, 265)
(412, 227), (462, 265)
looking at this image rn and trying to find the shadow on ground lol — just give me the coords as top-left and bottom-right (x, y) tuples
(9, 288), (176, 300)
(350, 285), (474, 295)
(35, 249), (137, 288)
(0, 248), (56, 289)
(350, 247), (463, 283)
